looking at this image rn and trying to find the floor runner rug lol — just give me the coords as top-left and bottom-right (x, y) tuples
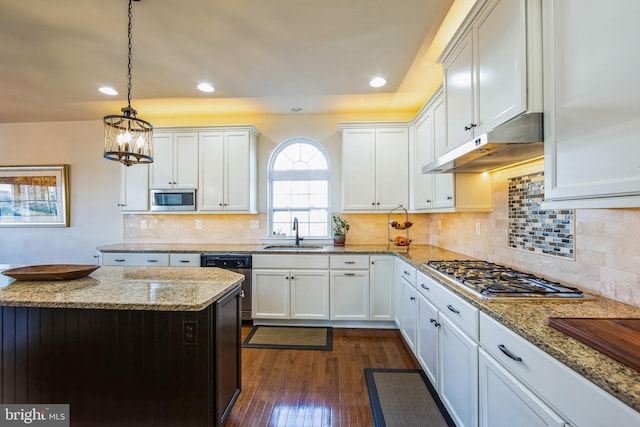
(242, 325), (333, 350)
(365, 368), (455, 427)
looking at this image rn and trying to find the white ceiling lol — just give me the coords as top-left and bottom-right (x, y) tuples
(0, 0), (464, 123)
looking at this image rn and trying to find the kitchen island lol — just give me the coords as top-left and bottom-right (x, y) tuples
(0, 266), (244, 427)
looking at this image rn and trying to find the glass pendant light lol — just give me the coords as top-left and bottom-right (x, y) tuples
(103, 0), (153, 166)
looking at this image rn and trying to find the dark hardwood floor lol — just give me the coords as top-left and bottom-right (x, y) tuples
(225, 326), (419, 427)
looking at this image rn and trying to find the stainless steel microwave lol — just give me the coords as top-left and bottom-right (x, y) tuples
(150, 189), (196, 211)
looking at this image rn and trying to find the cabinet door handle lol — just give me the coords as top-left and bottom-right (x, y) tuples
(446, 196), (453, 200)
(410, 296), (416, 301)
(464, 123), (477, 131)
(430, 318), (440, 327)
(498, 344), (523, 362)
(446, 304), (460, 314)
(403, 270), (411, 276)
(420, 283), (429, 291)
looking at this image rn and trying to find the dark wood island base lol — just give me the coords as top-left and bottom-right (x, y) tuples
(0, 267), (243, 427)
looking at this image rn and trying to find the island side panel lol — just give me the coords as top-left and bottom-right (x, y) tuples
(0, 304), (220, 427)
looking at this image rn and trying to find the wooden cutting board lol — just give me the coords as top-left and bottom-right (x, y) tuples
(547, 317), (640, 372)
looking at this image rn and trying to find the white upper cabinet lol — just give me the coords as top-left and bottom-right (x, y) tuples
(542, 0), (640, 208)
(199, 129), (257, 213)
(442, 0), (542, 151)
(150, 132), (199, 189)
(410, 89), (492, 212)
(119, 163), (149, 212)
(340, 124), (409, 212)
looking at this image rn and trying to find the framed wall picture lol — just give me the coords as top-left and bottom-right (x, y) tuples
(0, 165), (70, 227)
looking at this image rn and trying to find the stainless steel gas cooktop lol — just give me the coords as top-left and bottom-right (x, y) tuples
(424, 260), (585, 300)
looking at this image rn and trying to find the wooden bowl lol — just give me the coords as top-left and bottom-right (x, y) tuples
(1, 264), (100, 281)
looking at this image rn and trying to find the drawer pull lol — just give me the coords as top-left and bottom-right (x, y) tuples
(147, 259), (158, 263)
(446, 304), (460, 314)
(344, 273), (355, 276)
(403, 270), (411, 275)
(114, 259), (126, 262)
(344, 261), (355, 264)
(430, 318), (440, 327)
(498, 344), (523, 362)
(179, 260), (190, 263)
(420, 283), (429, 290)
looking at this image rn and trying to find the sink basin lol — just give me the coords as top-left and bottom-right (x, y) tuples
(262, 245), (325, 251)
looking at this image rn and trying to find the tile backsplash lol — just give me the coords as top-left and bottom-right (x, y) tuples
(508, 172), (574, 259)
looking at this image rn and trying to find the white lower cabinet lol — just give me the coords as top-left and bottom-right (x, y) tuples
(395, 258), (417, 351)
(369, 255), (395, 321)
(417, 292), (439, 388)
(413, 270), (479, 427)
(479, 349), (565, 427)
(480, 312), (640, 427)
(252, 268), (329, 320)
(330, 270), (369, 320)
(440, 315), (479, 427)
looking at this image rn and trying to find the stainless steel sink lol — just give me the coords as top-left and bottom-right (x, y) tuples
(262, 245), (326, 251)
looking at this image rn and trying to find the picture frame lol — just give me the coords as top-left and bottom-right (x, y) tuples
(0, 165), (70, 227)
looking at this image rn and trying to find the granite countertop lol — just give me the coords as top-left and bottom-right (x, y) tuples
(96, 243), (640, 411)
(0, 266), (243, 312)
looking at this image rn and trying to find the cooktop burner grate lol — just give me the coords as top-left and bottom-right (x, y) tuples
(424, 260), (583, 299)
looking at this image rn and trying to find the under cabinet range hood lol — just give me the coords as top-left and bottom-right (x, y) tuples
(422, 113), (544, 173)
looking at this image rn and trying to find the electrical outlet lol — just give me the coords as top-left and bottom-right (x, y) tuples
(475, 222), (481, 235)
(195, 219), (202, 230)
(250, 220), (259, 229)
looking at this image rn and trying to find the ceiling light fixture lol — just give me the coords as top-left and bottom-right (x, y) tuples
(197, 82), (215, 93)
(369, 77), (387, 88)
(99, 86), (118, 96)
(291, 107), (303, 112)
(103, 0), (153, 167)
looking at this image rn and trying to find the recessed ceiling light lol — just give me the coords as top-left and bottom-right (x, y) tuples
(291, 107), (303, 112)
(369, 77), (387, 88)
(197, 82), (215, 93)
(99, 86), (118, 96)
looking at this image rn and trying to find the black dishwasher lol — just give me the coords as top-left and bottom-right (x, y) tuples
(201, 254), (252, 323)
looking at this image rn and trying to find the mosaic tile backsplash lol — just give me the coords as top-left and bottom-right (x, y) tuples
(508, 172), (574, 259)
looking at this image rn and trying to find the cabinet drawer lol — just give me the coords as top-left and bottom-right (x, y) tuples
(169, 253), (201, 267)
(102, 252), (169, 267)
(329, 255), (369, 269)
(396, 258), (416, 286)
(479, 312), (640, 426)
(417, 270), (438, 301)
(429, 277), (478, 340)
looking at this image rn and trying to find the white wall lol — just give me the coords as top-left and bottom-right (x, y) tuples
(0, 121), (123, 264)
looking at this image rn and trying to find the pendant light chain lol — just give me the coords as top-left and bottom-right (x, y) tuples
(126, 0), (133, 110)
(103, 0), (153, 166)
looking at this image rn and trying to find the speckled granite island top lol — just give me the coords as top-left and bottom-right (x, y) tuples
(0, 266), (244, 311)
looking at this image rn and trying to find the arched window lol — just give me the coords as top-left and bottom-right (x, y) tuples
(268, 137), (331, 239)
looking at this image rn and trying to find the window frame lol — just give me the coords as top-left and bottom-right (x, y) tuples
(267, 137), (331, 239)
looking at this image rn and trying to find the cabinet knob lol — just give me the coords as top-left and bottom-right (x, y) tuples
(410, 296), (416, 301)
(426, 200), (431, 203)
(430, 318), (441, 327)
(117, 203), (125, 207)
(447, 196), (453, 200)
